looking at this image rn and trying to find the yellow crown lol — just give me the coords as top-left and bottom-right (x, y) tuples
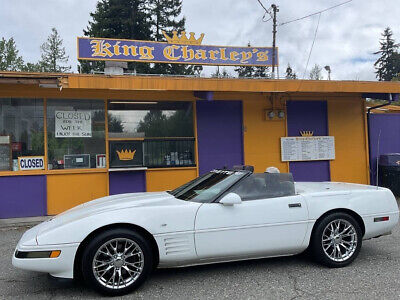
(300, 131), (314, 137)
(116, 149), (136, 161)
(162, 30), (204, 45)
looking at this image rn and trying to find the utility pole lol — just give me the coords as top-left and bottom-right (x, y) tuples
(271, 4), (279, 79)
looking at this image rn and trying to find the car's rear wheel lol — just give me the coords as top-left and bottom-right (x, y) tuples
(81, 228), (153, 296)
(311, 212), (362, 268)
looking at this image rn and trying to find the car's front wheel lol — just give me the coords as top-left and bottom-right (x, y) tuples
(311, 212), (362, 268)
(81, 228), (153, 296)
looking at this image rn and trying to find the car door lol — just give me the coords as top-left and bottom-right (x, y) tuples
(194, 174), (309, 260)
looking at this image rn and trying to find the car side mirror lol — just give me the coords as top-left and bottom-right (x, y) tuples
(219, 193), (242, 206)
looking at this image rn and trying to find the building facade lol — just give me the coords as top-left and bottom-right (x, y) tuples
(0, 72), (399, 219)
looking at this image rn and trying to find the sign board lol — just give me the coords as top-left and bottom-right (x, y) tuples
(0, 136), (11, 171)
(77, 34), (277, 67)
(281, 136), (335, 162)
(109, 140), (144, 168)
(18, 156), (45, 170)
(55, 111), (92, 138)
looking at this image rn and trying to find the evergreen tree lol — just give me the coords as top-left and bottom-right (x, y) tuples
(285, 64), (297, 79)
(149, 0), (193, 74)
(374, 27), (400, 81)
(81, 0), (152, 74)
(39, 28), (71, 72)
(80, 0), (192, 75)
(235, 43), (269, 78)
(0, 37), (24, 71)
(309, 64), (323, 80)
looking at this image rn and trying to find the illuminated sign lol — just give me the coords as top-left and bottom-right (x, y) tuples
(18, 156), (45, 171)
(77, 31), (278, 67)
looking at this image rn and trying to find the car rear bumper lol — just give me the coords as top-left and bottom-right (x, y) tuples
(12, 243), (79, 279)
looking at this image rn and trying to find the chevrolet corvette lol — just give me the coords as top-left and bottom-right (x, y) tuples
(13, 166), (399, 296)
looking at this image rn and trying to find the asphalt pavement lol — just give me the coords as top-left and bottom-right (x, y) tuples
(1, 220), (400, 299)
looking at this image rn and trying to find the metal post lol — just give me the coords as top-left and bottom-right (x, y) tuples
(271, 4), (279, 79)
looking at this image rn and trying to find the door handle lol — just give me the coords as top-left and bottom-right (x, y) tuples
(288, 203), (301, 208)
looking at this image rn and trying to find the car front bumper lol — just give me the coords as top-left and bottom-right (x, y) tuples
(12, 243), (79, 279)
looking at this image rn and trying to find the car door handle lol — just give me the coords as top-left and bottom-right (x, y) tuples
(288, 203), (301, 208)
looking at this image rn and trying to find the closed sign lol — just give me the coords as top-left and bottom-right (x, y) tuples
(18, 156), (45, 170)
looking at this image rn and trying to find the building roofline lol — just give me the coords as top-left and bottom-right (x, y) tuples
(0, 71), (399, 94)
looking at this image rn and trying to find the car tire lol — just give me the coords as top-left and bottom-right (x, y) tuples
(81, 228), (154, 296)
(310, 212), (362, 268)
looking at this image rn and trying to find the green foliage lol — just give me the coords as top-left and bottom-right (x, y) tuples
(39, 28), (71, 73)
(234, 43), (269, 78)
(0, 37), (24, 71)
(137, 109), (193, 137)
(80, 0), (192, 75)
(374, 27), (400, 81)
(285, 64), (297, 79)
(309, 64), (323, 80)
(107, 113), (124, 133)
(149, 0), (193, 75)
(211, 67), (232, 78)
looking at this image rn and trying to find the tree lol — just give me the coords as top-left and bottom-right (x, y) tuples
(21, 62), (42, 72)
(149, 0), (193, 75)
(39, 28), (71, 72)
(374, 27), (400, 81)
(81, 0), (152, 74)
(235, 43), (269, 78)
(309, 64), (323, 80)
(211, 67), (232, 78)
(0, 37), (24, 71)
(285, 64), (297, 79)
(81, 0), (192, 75)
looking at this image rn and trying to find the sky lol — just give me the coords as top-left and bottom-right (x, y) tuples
(1, 0), (399, 81)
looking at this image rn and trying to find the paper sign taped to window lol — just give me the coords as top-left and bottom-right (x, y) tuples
(55, 111), (92, 138)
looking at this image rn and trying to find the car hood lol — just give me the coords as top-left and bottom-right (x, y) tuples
(26, 192), (186, 243)
(51, 191), (181, 224)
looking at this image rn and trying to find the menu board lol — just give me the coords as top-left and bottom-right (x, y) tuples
(281, 136), (335, 162)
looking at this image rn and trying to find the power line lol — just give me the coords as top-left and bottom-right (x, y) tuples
(257, 0), (273, 22)
(302, 12), (322, 80)
(279, 0), (352, 26)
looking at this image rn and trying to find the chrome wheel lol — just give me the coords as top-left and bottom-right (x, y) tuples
(92, 238), (144, 290)
(322, 219), (358, 262)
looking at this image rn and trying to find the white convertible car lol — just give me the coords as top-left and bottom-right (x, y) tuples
(13, 166), (399, 296)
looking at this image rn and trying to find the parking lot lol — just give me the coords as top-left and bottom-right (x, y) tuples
(1, 219), (400, 300)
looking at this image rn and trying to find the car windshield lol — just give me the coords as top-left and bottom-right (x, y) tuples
(169, 170), (248, 203)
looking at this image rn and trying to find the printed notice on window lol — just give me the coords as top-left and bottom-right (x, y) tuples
(281, 136), (335, 162)
(55, 111), (92, 138)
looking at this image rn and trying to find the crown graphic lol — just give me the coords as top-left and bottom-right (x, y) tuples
(300, 131), (314, 137)
(116, 149), (136, 161)
(162, 30), (204, 45)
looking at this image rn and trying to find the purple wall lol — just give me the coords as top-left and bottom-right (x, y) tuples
(0, 175), (47, 219)
(196, 100), (244, 174)
(109, 171), (146, 195)
(287, 101), (331, 182)
(369, 114), (400, 185)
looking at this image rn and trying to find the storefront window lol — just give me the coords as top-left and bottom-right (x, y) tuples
(47, 99), (105, 169)
(0, 98), (44, 171)
(108, 101), (195, 168)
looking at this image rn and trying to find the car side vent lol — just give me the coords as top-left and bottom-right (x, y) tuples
(164, 236), (190, 256)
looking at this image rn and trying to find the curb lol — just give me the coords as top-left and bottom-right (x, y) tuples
(0, 216), (50, 229)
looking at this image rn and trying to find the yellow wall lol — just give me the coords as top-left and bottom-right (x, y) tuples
(47, 173), (108, 215)
(242, 95), (288, 173)
(242, 94), (369, 184)
(146, 168), (197, 192)
(328, 96), (369, 184)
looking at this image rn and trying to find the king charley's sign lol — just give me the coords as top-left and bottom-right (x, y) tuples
(77, 31), (277, 67)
